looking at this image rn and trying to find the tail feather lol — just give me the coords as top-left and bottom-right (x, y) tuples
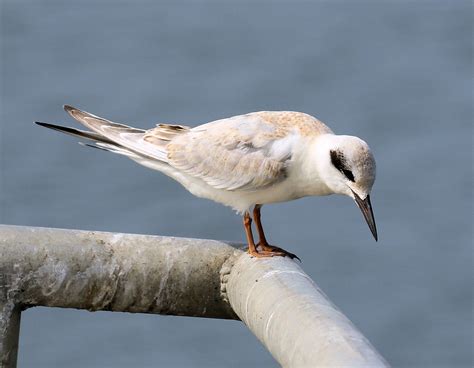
(61, 105), (171, 161)
(63, 105), (145, 134)
(35, 121), (115, 144)
(36, 105), (185, 163)
(78, 141), (142, 159)
(36, 121), (140, 159)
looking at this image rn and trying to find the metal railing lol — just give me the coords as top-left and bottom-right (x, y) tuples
(0, 225), (389, 367)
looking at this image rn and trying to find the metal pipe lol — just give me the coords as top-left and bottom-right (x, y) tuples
(0, 225), (389, 367)
(0, 225), (238, 319)
(0, 303), (20, 368)
(223, 254), (389, 367)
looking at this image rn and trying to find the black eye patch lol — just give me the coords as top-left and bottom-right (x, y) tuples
(341, 168), (355, 182)
(330, 150), (355, 182)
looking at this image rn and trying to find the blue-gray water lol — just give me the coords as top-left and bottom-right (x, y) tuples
(1, 1), (472, 367)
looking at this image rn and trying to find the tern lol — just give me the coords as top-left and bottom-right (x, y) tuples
(36, 106), (377, 259)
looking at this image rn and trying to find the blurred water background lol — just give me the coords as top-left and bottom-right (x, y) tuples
(1, 1), (472, 367)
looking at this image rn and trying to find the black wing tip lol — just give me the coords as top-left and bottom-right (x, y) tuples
(78, 142), (106, 151)
(34, 121), (77, 136)
(372, 224), (378, 242)
(35, 121), (55, 128)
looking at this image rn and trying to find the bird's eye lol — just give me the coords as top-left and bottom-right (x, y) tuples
(342, 169), (355, 182)
(330, 150), (355, 182)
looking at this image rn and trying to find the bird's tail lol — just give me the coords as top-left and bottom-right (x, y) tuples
(35, 121), (142, 159)
(36, 105), (191, 164)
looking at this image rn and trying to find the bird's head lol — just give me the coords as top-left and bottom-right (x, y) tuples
(316, 134), (378, 241)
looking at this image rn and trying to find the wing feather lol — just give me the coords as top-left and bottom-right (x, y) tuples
(59, 106), (328, 193)
(167, 114), (297, 191)
(64, 105), (188, 161)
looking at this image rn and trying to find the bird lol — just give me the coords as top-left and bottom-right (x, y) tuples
(36, 105), (377, 259)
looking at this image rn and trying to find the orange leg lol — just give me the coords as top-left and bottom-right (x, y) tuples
(243, 212), (281, 258)
(253, 204), (300, 261)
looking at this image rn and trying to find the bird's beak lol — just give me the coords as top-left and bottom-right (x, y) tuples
(352, 191), (378, 241)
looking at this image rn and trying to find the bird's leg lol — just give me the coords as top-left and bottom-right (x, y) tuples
(243, 212), (278, 258)
(253, 204), (300, 261)
(253, 204), (270, 248)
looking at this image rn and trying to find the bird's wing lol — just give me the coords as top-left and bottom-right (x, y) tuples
(64, 105), (189, 161)
(63, 106), (331, 192)
(166, 112), (325, 191)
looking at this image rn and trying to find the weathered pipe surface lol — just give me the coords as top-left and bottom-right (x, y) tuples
(0, 225), (243, 367)
(0, 225), (240, 319)
(1, 225), (390, 368)
(223, 255), (390, 368)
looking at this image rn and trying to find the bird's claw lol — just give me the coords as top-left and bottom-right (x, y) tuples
(248, 249), (285, 258)
(255, 243), (301, 262)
